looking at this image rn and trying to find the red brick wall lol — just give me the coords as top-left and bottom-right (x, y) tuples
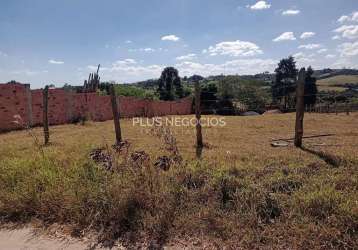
(0, 83), (31, 131)
(0, 83), (193, 132)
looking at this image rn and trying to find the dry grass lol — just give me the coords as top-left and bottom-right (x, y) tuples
(317, 75), (358, 92)
(1, 113), (357, 167)
(0, 113), (357, 248)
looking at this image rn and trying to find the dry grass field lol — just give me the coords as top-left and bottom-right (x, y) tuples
(317, 75), (358, 92)
(0, 113), (357, 249)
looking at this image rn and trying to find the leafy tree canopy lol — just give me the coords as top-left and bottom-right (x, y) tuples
(304, 66), (318, 105)
(157, 67), (185, 100)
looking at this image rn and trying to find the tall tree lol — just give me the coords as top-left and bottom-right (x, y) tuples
(201, 82), (218, 114)
(272, 56), (298, 109)
(304, 66), (318, 106)
(216, 76), (236, 115)
(157, 67), (183, 100)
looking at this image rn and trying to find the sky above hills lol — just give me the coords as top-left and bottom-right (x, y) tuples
(0, 0), (357, 88)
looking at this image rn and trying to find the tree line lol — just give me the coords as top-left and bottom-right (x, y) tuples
(57, 56), (319, 113)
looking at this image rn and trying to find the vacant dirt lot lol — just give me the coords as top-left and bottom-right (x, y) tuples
(1, 113), (357, 164)
(0, 113), (357, 249)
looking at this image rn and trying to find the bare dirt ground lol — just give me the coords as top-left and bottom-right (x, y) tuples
(0, 225), (210, 249)
(0, 226), (96, 250)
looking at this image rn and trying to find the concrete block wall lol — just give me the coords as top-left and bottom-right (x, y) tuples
(0, 83), (193, 132)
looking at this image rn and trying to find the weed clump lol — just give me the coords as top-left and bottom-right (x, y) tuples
(297, 189), (340, 220)
(270, 178), (302, 194)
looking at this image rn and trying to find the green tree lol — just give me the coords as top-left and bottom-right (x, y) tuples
(304, 66), (318, 106)
(216, 76), (237, 115)
(157, 67), (183, 100)
(237, 85), (271, 112)
(272, 56), (298, 109)
(201, 82), (218, 114)
(7, 80), (21, 84)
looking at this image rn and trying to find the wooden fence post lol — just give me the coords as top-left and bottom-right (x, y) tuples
(109, 84), (122, 144)
(195, 81), (203, 149)
(335, 95), (338, 115)
(345, 102), (350, 115)
(43, 85), (49, 145)
(294, 68), (306, 148)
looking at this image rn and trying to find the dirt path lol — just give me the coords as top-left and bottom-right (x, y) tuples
(0, 227), (192, 249)
(0, 227), (103, 250)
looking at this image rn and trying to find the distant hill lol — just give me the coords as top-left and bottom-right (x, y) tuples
(313, 68), (358, 79)
(317, 75), (358, 92)
(129, 68), (358, 91)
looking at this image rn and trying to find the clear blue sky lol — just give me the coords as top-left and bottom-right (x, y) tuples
(0, 0), (357, 88)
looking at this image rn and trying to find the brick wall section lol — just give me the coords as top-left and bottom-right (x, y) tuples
(0, 83), (31, 131)
(0, 83), (193, 132)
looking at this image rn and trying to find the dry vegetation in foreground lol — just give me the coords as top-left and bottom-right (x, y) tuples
(0, 113), (357, 249)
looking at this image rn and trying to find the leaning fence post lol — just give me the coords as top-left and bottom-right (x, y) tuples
(294, 68), (306, 148)
(195, 80), (203, 149)
(109, 84), (122, 144)
(43, 85), (50, 145)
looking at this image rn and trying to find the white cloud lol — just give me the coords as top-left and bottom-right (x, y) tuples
(176, 53), (197, 61)
(161, 35), (180, 42)
(293, 52), (304, 58)
(317, 48), (328, 54)
(128, 48), (155, 53)
(300, 32), (315, 39)
(125, 40), (132, 44)
(332, 57), (358, 69)
(48, 59), (64, 65)
(87, 59), (163, 82)
(334, 25), (358, 39)
(293, 52), (315, 65)
(282, 9), (300, 16)
(158, 48), (169, 52)
(223, 59), (276, 73)
(141, 48), (155, 52)
(298, 44), (322, 50)
(332, 35), (340, 40)
(175, 58), (276, 76)
(249, 1), (271, 10)
(337, 11), (358, 23)
(10, 69), (48, 76)
(204, 40), (263, 57)
(338, 41), (358, 57)
(273, 32), (296, 42)
(338, 15), (350, 23)
(114, 58), (137, 65)
(325, 54), (336, 59)
(0, 51), (8, 57)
